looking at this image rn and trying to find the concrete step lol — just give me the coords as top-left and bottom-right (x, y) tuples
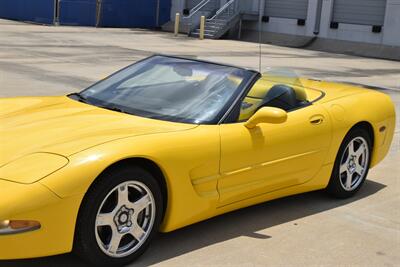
(206, 21), (226, 25)
(205, 25), (223, 30)
(193, 28), (218, 34)
(206, 22), (226, 27)
(161, 20), (190, 34)
(206, 21), (224, 24)
(216, 15), (231, 20)
(191, 32), (216, 39)
(209, 19), (228, 23)
(189, 12), (238, 40)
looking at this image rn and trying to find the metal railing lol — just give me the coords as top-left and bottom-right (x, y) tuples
(207, 0), (239, 21)
(187, 0), (216, 16)
(182, 0), (219, 33)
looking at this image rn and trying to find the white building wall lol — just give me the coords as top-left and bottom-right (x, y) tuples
(318, 0), (383, 45)
(241, 0), (316, 37)
(238, 0), (257, 13)
(240, 0), (400, 46)
(169, 0), (400, 47)
(170, 0), (186, 20)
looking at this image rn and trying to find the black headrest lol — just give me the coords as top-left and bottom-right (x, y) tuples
(262, 84), (298, 111)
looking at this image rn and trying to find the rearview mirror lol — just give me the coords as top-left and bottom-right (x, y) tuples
(173, 65), (193, 77)
(244, 107), (287, 129)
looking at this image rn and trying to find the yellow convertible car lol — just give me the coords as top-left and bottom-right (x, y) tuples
(0, 55), (395, 265)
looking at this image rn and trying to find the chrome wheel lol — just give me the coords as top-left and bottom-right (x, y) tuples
(95, 181), (156, 258)
(339, 136), (369, 191)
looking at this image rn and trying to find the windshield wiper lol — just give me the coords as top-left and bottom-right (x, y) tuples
(98, 104), (132, 115)
(68, 92), (89, 103)
(69, 93), (131, 115)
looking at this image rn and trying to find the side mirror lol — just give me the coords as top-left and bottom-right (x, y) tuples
(244, 107), (287, 129)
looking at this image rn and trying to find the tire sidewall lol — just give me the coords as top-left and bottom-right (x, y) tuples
(327, 128), (372, 198)
(74, 167), (163, 266)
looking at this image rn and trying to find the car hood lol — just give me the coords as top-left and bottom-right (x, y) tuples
(0, 96), (197, 166)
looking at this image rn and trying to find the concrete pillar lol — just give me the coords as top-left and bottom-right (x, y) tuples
(254, 0), (261, 13)
(259, 0), (265, 16)
(305, 0), (319, 36)
(382, 0), (400, 46)
(318, 0), (334, 38)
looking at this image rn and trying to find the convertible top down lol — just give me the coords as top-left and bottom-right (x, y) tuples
(0, 55), (395, 266)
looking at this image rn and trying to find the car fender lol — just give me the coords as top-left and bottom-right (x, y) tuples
(320, 90), (395, 167)
(40, 125), (221, 232)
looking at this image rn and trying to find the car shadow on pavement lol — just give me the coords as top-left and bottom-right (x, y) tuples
(0, 180), (386, 267)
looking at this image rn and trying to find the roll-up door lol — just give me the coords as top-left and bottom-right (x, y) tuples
(59, 0), (97, 26)
(265, 0), (309, 20)
(332, 0), (387, 26)
(99, 0), (156, 28)
(0, 0), (55, 24)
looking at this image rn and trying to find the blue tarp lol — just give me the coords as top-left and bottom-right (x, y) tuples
(98, 0), (171, 28)
(59, 0), (97, 26)
(0, 0), (54, 24)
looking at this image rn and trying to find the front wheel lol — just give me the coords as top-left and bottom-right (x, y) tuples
(326, 128), (372, 198)
(74, 166), (163, 266)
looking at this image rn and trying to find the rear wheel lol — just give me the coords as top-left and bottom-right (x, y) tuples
(74, 166), (163, 266)
(326, 128), (372, 198)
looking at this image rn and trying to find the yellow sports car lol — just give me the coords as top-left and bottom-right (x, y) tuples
(0, 55), (395, 266)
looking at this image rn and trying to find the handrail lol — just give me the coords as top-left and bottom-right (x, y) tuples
(182, 0), (239, 37)
(208, 0), (238, 20)
(210, 0), (232, 19)
(181, 0), (218, 33)
(184, 0), (210, 19)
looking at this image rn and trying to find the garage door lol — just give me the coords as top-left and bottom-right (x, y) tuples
(265, 0), (309, 20)
(0, 0), (55, 24)
(99, 0), (170, 28)
(332, 0), (387, 26)
(59, 0), (97, 26)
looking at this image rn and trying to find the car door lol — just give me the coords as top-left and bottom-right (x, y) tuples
(218, 104), (332, 206)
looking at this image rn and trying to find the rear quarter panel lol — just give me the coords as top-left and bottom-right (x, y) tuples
(320, 90), (395, 168)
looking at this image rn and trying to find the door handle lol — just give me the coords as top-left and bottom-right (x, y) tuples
(309, 115), (324, 125)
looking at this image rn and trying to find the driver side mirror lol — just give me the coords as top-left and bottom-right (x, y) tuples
(244, 107), (287, 129)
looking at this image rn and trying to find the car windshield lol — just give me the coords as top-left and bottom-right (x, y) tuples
(74, 56), (255, 124)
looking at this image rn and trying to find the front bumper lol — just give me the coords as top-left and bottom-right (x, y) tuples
(0, 179), (83, 260)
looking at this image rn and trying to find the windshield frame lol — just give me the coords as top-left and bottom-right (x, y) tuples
(71, 55), (260, 125)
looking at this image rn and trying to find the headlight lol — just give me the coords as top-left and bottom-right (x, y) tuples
(0, 220), (41, 235)
(0, 153), (69, 184)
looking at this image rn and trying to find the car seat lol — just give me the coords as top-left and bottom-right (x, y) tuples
(259, 84), (301, 111)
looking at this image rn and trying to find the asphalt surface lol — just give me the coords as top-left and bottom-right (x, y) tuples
(0, 19), (399, 267)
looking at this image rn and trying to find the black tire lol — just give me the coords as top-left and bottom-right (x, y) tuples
(326, 127), (372, 198)
(74, 166), (163, 266)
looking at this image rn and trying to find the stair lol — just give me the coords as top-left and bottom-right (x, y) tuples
(190, 0), (240, 39)
(191, 19), (229, 38)
(180, 0), (219, 34)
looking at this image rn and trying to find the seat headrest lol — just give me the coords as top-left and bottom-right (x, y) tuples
(262, 84), (298, 111)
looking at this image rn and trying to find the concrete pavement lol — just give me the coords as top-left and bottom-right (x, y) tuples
(0, 19), (399, 267)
